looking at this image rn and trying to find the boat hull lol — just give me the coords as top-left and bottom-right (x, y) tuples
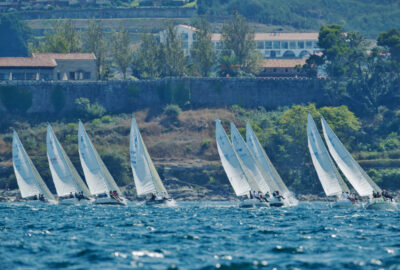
(94, 196), (127, 206)
(332, 200), (358, 208)
(239, 199), (269, 208)
(269, 198), (284, 207)
(58, 197), (91, 205)
(365, 199), (397, 211)
(145, 198), (169, 205)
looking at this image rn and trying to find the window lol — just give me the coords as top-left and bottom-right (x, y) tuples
(83, 72), (91, 80)
(42, 73), (52, 81)
(273, 41), (280, 49)
(0, 73), (4, 80)
(281, 41), (288, 49)
(275, 50), (281, 56)
(265, 41), (272, 49)
(69, 72), (75, 80)
(26, 72), (35, 80)
(256, 41), (264, 49)
(192, 33), (196, 41)
(214, 42), (222, 49)
(13, 73), (24, 80)
(298, 41), (304, 49)
(181, 33), (188, 40)
(289, 41), (297, 49)
(265, 50), (271, 58)
(313, 41), (318, 48)
(306, 41), (313, 49)
(57, 72), (61, 80)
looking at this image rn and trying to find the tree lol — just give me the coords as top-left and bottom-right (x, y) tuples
(160, 23), (186, 77)
(111, 26), (133, 80)
(35, 19), (81, 53)
(191, 17), (216, 77)
(220, 11), (262, 74)
(0, 14), (31, 57)
(84, 20), (108, 80)
(378, 28), (400, 66)
(131, 32), (162, 79)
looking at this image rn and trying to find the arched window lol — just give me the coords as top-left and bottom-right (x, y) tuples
(282, 50), (296, 58)
(299, 50), (311, 58)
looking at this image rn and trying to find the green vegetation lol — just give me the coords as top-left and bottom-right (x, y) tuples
(163, 104), (182, 119)
(0, 14), (31, 57)
(74, 98), (106, 119)
(111, 26), (134, 80)
(197, 0), (400, 38)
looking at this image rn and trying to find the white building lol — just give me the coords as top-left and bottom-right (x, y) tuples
(160, 25), (321, 59)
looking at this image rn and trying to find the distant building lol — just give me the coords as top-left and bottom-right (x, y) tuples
(0, 53), (97, 81)
(259, 59), (306, 77)
(160, 25), (321, 59)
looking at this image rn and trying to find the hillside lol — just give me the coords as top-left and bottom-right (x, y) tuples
(1, 105), (399, 199)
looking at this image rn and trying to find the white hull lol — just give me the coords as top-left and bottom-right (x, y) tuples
(145, 198), (174, 206)
(239, 199), (269, 208)
(94, 196), (127, 206)
(58, 197), (92, 205)
(331, 199), (358, 208)
(269, 197), (284, 207)
(365, 199), (398, 211)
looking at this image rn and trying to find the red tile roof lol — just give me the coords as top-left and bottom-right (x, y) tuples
(0, 53), (96, 68)
(263, 59), (306, 68)
(32, 53), (96, 60)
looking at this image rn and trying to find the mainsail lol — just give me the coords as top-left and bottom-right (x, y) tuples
(307, 114), (350, 196)
(12, 131), (55, 201)
(216, 119), (257, 196)
(130, 117), (168, 197)
(321, 117), (380, 196)
(230, 122), (272, 194)
(246, 121), (290, 195)
(78, 121), (121, 195)
(47, 124), (91, 197)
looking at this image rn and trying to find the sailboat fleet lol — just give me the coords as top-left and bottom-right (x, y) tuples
(9, 114), (397, 210)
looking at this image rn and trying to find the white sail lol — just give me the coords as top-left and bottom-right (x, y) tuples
(12, 131), (55, 201)
(130, 117), (168, 197)
(230, 122), (272, 194)
(47, 124), (91, 197)
(321, 117), (380, 196)
(307, 114), (350, 196)
(216, 119), (258, 197)
(246, 121), (290, 195)
(78, 121), (121, 195)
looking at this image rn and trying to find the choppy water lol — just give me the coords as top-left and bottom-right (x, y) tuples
(0, 202), (399, 269)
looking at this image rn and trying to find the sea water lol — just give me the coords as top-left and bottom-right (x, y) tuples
(0, 201), (399, 269)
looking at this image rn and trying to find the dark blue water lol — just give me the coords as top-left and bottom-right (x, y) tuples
(0, 202), (399, 269)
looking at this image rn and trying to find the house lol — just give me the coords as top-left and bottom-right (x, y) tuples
(0, 53), (97, 81)
(258, 59), (306, 77)
(160, 25), (321, 59)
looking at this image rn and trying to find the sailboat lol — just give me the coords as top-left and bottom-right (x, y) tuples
(216, 119), (268, 208)
(230, 122), (284, 207)
(78, 121), (127, 205)
(307, 114), (354, 208)
(129, 116), (172, 205)
(321, 117), (397, 210)
(12, 131), (56, 203)
(46, 124), (92, 205)
(246, 121), (298, 206)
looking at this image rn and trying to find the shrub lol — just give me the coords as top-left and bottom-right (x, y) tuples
(163, 104), (181, 119)
(201, 138), (211, 150)
(185, 144), (192, 153)
(101, 115), (112, 123)
(74, 97), (106, 119)
(0, 86), (32, 113)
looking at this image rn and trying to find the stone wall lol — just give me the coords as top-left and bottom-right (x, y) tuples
(0, 78), (328, 115)
(14, 7), (196, 20)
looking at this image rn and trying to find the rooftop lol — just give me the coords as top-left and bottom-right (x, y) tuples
(262, 59), (306, 68)
(211, 32), (318, 42)
(0, 53), (96, 68)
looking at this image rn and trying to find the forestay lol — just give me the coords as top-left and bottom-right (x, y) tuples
(230, 122), (272, 194)
(130, 117), (168, 197)
(321, 117), (380, 196)
(78, 121), (121, 195)
(246, 121), (290, 195)
(307, 114), (350, 196)
(216, 119), (255, 197)
(47, 124), (91, 197)
(12, 131), (55, 201)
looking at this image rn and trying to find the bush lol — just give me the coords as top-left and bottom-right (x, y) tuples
(0, 86), (32, 113)
(74, 97), (106, 119)
(201, 138), (211, 150)
(163, 104), (181, 119)
(101, 115), (112, 123)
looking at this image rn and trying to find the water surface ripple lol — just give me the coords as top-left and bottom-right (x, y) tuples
(0, 202), (399, 269)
